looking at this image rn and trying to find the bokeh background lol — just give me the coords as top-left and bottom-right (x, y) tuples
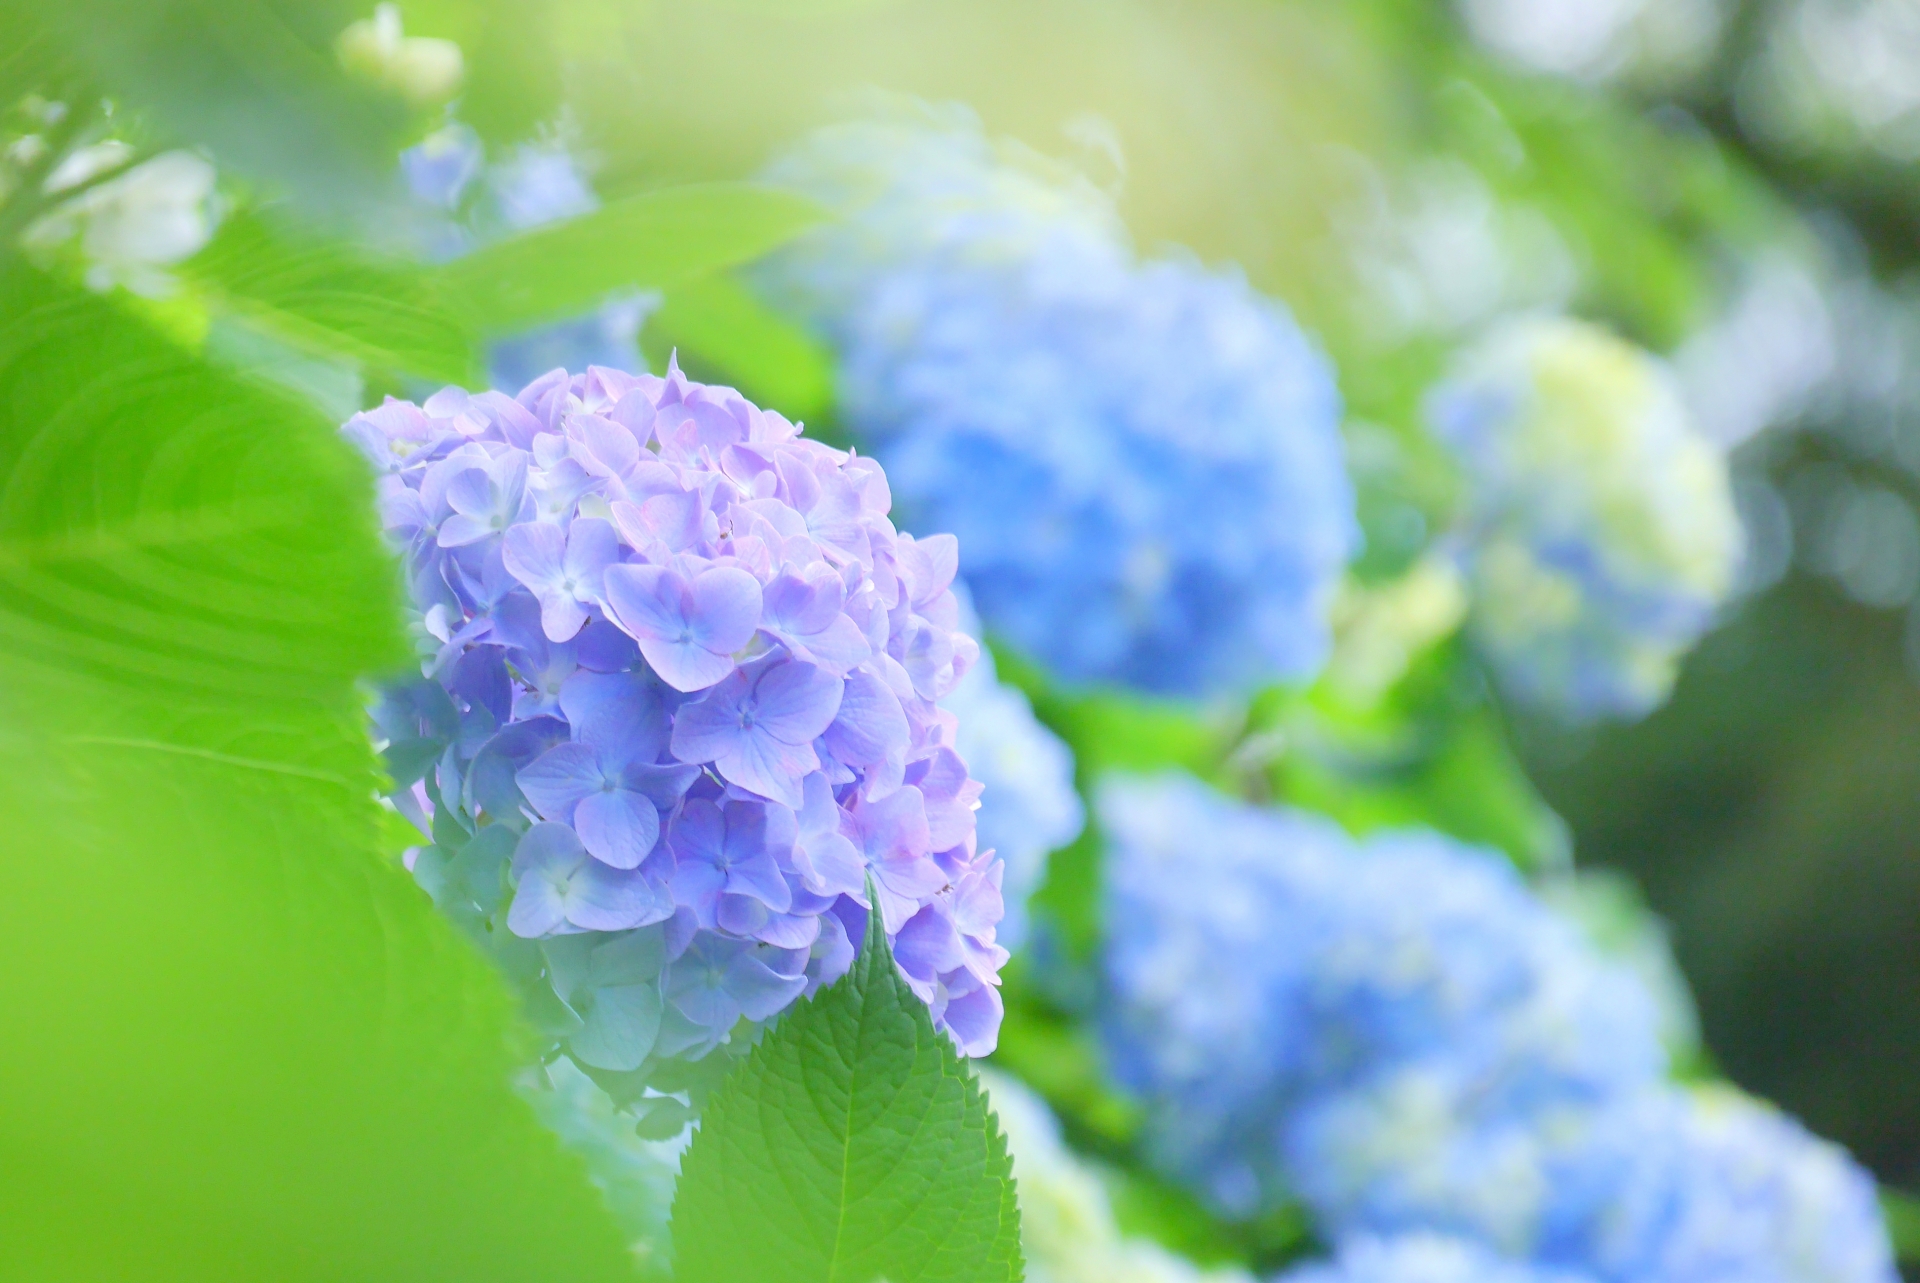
(10, 0), (1920, 1275)
(564, 0), (1920, 1191)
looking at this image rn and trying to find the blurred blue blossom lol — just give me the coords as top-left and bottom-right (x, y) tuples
(942, 592), (1083, 950)
(1278, 1234), (1594, 1283)
(755, 104), (1356, 696)
(1533, 1085), (1896, 1283)
(1098, 773), (1894, 1282)
(1430, 316), (1742, 722)
(351, 364), (1008, 1090)
(1101, 774), (1660, 1221)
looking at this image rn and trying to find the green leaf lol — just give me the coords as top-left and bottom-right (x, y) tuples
(670, 905), (1023, 1283)
(185, 212), (480, 385)
(439, 183), (825, 335)
(648, 272), (834, 424)
(0, 263), (640, 1280)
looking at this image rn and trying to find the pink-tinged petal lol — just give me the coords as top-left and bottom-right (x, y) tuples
(855, 786), (932, 863)
(638, 490), (704, 551)
(900, 532), (959, 607)
(567, 412), (639, 479)
(763, 567), (844, 635)
(752, 660), (844, 746)
(562, 517), (619, 598)
(687, 566), (763, 654)
(503, 520), (567, 592)
(516, 743), (602, 822)
(610, 388), (657, 442)
(574, 788), (661, 870)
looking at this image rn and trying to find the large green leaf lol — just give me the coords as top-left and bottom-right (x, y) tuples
(439, 183), (825, 335)
(0, 263), (639, 1281)
(647, 271), (834, 424)
(185, 212), (480, 385)
(671, 906), (1023, 1283)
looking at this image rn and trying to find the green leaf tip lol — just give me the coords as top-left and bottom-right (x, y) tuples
(669, 900), (1023, 1283)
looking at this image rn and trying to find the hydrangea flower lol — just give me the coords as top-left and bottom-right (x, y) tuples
(978, 1067), (1256, 1283)
(1533, 1086), (1896, 1283)
(941, 593), (1082, 950)
(754, 104), (1356, 696)
(1430, 316), (1742, 721)
(1099, 774), (1662, 1220)
(1278, 1235), (1595, 1283)
(352, 363), (1007, 1098)
(1099, 774), (1896, 1282)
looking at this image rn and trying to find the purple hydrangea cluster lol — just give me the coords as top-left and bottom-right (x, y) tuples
(351, 363), (1008, 1088)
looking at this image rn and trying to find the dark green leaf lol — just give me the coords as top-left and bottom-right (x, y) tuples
(671, 905), (1023, 1283)
(439, 183), (825, 334)
(0, 262), (640, 1280)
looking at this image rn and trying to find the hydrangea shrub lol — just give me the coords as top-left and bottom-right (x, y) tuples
(1099, 772), (1895, 1281)
(754, 104), (1356, 697)
(350, 363), (1008, 1110)
(1430, 316), (1743, 721)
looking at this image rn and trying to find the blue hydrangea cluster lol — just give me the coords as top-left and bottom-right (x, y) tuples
(1429, 316), (1743, 722)
(1278, 1235), (1594, 1283)
(1098, 773), (1895, 1281)
(1101, 774), (1658, 1220)
(753, 105), (1357, 697)
(942, 592), (1083, 950)
(351, 364), (1009, 1089)
(1532, 1086), (1897, 1283)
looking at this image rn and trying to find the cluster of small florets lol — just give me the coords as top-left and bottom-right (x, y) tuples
(753, 104), (1356, 697)
(1098, 773), (1894, 1281)
(942, 592), (1083, 949)
(350, 364), (1008, 1088)
(1429, 316), (1743, 722)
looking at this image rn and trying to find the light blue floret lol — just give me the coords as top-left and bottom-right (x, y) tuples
(756, 105), (1356, 696)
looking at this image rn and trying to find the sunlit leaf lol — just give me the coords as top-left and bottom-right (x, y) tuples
(0, 262), (639, 1281)
(187, 211), (479, 384)
(671, 904), (1022, 1283)
(440, 183), (825, 335)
